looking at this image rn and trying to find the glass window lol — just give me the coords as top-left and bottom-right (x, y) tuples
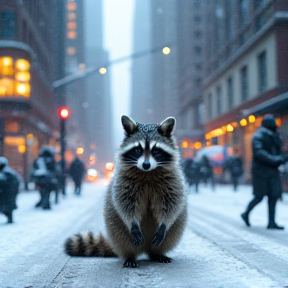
(239, 0), (249, 27)
(240, 65), (248, 101)
(258, 51), (267, 92)
(227, 77), (234, 109)
(0, 10), (17, 40)
(208, 93), (213, 119)
(216, 86), (222, 114)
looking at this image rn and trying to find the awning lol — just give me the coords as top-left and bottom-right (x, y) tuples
(242, 92), (288, 117)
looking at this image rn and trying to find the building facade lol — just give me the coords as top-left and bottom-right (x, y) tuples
(83, 0), (113, 175)
(131, 0), (206, 158)
(0, 0), (66, 183)
(203, 0), (288, 180)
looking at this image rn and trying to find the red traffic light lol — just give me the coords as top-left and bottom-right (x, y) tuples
(58, 107), (70, 119)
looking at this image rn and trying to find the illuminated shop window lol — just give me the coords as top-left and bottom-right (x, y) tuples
(67, 47), (76, 55)
(0, 57), (31, 98)
(67, 12), (77, 21)
(67, 21), (77, 30)
(67, 30), (77, 39)
(67, 2), (77, 11)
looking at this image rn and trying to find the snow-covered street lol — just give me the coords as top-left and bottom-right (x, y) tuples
(0, 181), (288, 288)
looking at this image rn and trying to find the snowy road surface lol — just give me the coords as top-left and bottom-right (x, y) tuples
(0, 180), (288, 288)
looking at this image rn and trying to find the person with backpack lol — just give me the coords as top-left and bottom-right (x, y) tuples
(31, 146), (58, 210)
(0, 157), (20, 223)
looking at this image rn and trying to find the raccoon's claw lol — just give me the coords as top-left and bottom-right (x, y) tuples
(123, 258), (138, 268)
(131, 221), (145, 246)
(150, 254), (172, 263)
(152, 223), (166, 247)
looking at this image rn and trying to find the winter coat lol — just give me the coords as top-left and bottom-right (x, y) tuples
(183, 159), (201, 185)
(200, 156), (214, 179)
(252, 126), (284, 199)
(0, 166), (20, 213)
(69, 158), (85, 184)
(31, 155), (57, 189)
(224, 155), (243, 178)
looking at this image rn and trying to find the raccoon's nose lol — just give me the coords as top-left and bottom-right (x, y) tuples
(142, 160), (151, 170)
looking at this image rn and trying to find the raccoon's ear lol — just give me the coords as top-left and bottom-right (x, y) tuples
(121, 115), (138, 136)
(158, 117), (176, 138)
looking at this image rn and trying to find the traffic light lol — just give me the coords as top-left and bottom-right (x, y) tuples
(58, 107), (70, 119)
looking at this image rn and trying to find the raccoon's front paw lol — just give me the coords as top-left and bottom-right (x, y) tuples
(152, 223), (166, 247)
(131, 221), (145, 246)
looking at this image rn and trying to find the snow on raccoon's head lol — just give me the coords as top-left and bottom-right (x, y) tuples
(118, 115), (180, 171)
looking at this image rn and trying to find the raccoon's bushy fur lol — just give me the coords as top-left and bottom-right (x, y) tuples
(65, 116), (187, 268)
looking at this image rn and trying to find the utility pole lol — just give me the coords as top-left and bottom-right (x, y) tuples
(58, 107), (70, 196)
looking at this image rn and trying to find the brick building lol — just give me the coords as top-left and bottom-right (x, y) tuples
(203, 0), (288, 179)
(0, 0), (66, 183)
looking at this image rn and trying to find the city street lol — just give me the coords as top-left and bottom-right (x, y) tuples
(0, 180), (288, 288)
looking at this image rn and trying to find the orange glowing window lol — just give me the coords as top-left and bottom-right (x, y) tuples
(67, 31), (77, 39)
(67, 12), (76, 20)
(0, 78), (14, 96)
(67, 2), (77, 11)
(15, 82), (30, 97)
(15, 72), (30, 82)
(67, 47), (76, 55)
(0, 56), (14, 75)
(15, 59), (30, 71)
(67, 22), (77, 30)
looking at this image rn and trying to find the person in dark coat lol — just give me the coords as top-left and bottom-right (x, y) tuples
(69, 156), (86, 195)
(183, 158), (201, 193)
(241, 115), (288, 229)
(223, 148), (244, 191)
(31, 146), (58, 210)
(200, 155), (215, 190)
(0, 157), (20, 223)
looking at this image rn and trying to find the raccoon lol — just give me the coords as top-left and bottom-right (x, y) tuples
(65, 115), (187, 268)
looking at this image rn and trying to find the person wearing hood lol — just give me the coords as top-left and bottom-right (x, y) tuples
(31, 146), (58, 210)
(241, 115), (288, 229)
(0, 157), (20, 223)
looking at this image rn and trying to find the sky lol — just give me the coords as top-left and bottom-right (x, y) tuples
(102, 0), (135, 149)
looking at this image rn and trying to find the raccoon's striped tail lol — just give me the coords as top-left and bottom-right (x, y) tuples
(64, 232), (117, 257)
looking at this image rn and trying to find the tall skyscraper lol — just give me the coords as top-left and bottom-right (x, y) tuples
(84, 0), (113, 175)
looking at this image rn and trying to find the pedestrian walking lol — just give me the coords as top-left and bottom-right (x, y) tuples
(69, 155), (86, 195)
(0, 157), (20, 224)
(223, 148), (244, 191)
(241, 115), (288, 229)
(183, 158), (201, 193)
(200, 155), (215, 190)
(30, 146), (58, 210)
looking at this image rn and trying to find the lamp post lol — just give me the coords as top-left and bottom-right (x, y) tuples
(58, 107), (70, 196)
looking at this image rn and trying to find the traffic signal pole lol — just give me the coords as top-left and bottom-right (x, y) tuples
(60, 117), (66, 196)
(58, 107), (70, 196)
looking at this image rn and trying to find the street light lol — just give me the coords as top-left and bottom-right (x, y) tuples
(58, 107), (70, 195)
(52, 44), (173, 89)
(162, 47), (171, 55)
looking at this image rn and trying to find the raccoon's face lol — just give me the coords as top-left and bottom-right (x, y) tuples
(119, 116), (178, 171)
